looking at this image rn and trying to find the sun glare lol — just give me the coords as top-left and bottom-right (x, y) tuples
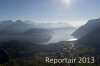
(53, 0), (72, 7)
(65, 0), (70, 4)
(62, 0), (71, 6)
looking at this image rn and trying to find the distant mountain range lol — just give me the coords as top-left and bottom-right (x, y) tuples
(0, 20), (34, 34)
(0, 20), (13, 31)
(0, 20), (51, 44)
(0, 20), (72, 44)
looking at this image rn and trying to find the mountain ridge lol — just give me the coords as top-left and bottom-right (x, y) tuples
(72, 18), (100, 39)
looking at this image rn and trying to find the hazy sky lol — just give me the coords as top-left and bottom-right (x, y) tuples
(0, 0), (100, 27)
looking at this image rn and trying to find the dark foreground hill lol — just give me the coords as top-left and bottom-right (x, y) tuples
(0, 40), (100, 66)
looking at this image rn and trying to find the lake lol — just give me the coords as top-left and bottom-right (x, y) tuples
(46, 28), (76, 44)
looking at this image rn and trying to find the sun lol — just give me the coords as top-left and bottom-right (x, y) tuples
(65, 0), (70, 5)
(61, 0), (70, 6)
(53, 0), (71, 6)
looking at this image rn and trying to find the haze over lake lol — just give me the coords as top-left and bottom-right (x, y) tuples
(46, 28), (76, 44)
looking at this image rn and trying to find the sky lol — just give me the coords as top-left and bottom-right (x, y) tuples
(0, 0), (100, 27)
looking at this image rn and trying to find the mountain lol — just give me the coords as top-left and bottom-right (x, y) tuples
(0, 20), (34, 34)
(18, 28), (53, 44)
(72, 18), (100, 39)
(0, 20), (73, 44)
(24, 20), (35, 25)
(0, 28), (53, 44)
(75, 18), (100, 49)
(0, 20), (53, 44)
(0, 20), (13, 31)
(0, 20), (73, 33)
(78, 25), (100, 49)
(24, 20), (71, 29)
(37, 22), (71, 29)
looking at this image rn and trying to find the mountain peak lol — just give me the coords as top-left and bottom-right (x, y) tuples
(15, 20), (24, 23)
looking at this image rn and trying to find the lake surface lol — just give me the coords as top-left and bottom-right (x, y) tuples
(46, 28), (76, 44)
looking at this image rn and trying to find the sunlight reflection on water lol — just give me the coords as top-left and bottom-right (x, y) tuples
(67, 38), (77, 41)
